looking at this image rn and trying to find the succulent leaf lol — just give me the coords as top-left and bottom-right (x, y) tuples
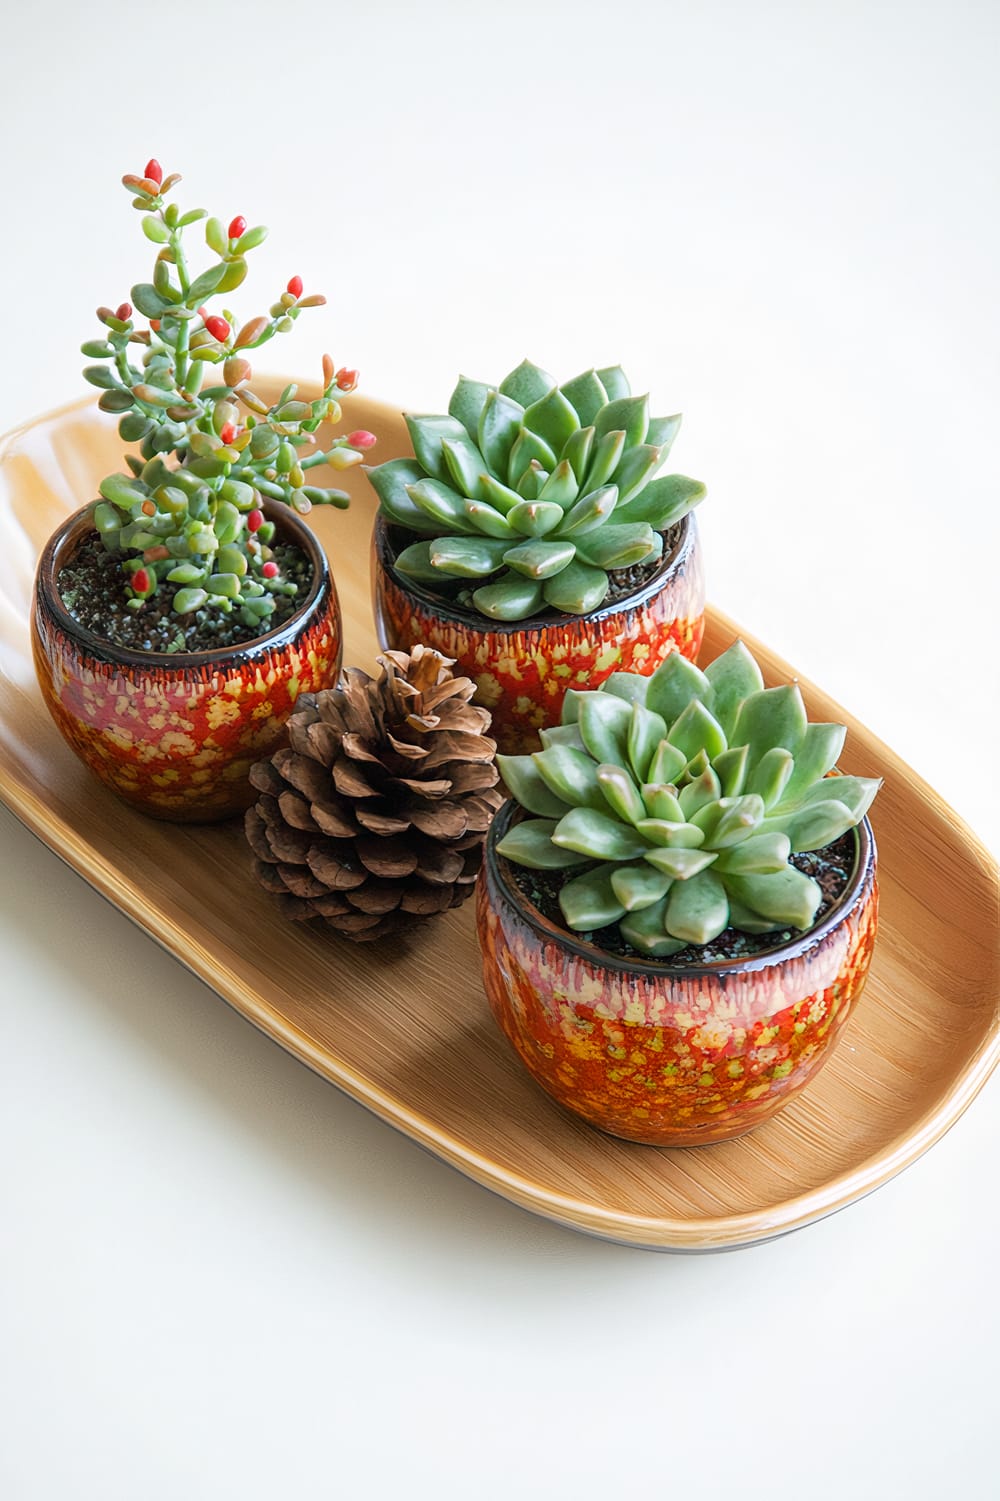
(553, 808), (649, 861)
(562, 425), (596, 485)
(507, 500), (565, 537)
(496, 754), (571, 819)
(725, 868), (823, 931)
(574, 522), (658, 571)
(616, 473), (706, 529)
(429, 536), (510, 577)
(559, 867), (627, 930)
(777, 722), (847, 806)
(620, 900), (687, 957)
(746, 746), (795, 808)
(522, 387), (581, 454)
(541, 561), (609, 615)
(448, 376), (493, 441)
(665, 869), (730, 945)
(367, 459), (440, 534)
(578, 692), (632, 766)
(533, 744), (607, 810)
(507, 428), (558, 487)
(645, 652), (713, 725)
(472, 572), (545, 621)
(405, 414), (471, 483)
(496, 818), (590, 869)
(583, 428), (627, 492)
(503, 537), (577, 579)
(595, 365), (631, 402)
(597, 763), (647, 825)
(732, 684), (808, 770)
(407, 478), (477, 533)
(478, 390), (525, 477)
(628, 703), (668, 781)
(560, 369), (610, 427)
(594, 394), (648, 449)
(610, 862), (673, 912)
(498, 359), (555, 408)
(645, 414), (683, 454)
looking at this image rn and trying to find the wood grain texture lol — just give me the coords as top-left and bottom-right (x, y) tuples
(1, 386), (997, 1250)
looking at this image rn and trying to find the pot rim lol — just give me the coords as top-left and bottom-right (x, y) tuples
(484, 798), (876, 979)
(373, 509), (698, 635)
(34, 497), (332, 670)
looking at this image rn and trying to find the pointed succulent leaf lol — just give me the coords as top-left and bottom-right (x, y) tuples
(621, 900), (687, 957)
(665, 869), (730, 945)
(637, 818), (705, 849)
(612, 443), (666, 505)
(610, 863), (673, 912)
(600, 673), (651, 709)
(574, 523), (659, 571)
(478, 389), (525, 478)
(762, 798), (861, 853)
(646, 652), (712, 726)
(441, 436), (491, 500)
(406, 478), (478, 533)
(616, 473), (706, 528)
(559, 484), (619, 537)
(507, 428), (558, 487)
(472, 572), (545, 621)
(578, 692), (632, 766)
(463, 500), (515, 540)
(538, 460), (579, 507)
(503, 537), (576, 579)
(405, 414), (472, 483)
(393, 540), (446, 583)
(559, 867), (627, 931)
(562, 425), (596, 486)
(496, 818), (590, 869)
(725, 868), (823, 932)
(775, 723), (847, 807)
(533, 744), (606, 810)
(645, 414), (683, 455)
(644, 846), (719, 882)
(523, 387), (581, 455)
(796, 774), (881, 822)
(448, 376), (493, 441)
(646, 738), (688, 785)
(666, 699), (728, 763)
(746, 747), (795, 808)
(726, 898), (787, 935)
(496, 754), (571, 818)
(498, 359), (555, 408)
(713, 832), (792, 875)
(507, 500), (565, 537)
(628, 703), (668, 782)
(559, 369), (609, 427)
(369, 459), (442, 533)
(713, 744), (749, 798)
(553, 808), (649, 862)
(733, 684), (808, 769)
(595, 365), (631, 401)
(594, 394), (648, 447)
(541, 561), (610, 615)
(640, 784), (685, 822)
(596, 764), (646, 825)
(678, 765), (722, 820)
(516, 462), (548, 500)
(430, 536), (510, 577)
(691, 794), (765, 849)
(583, 428), (627, 492)
(539, 723), (587, 751)
(479, 471), (522, 515)
(703, 640), (766, 739)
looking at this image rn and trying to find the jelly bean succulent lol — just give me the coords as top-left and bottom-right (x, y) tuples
(367, 360), (705, 622)
(495, 641), (881, 955)
(82, 160), (373, 625)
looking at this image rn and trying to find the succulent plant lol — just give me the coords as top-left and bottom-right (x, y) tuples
(495, 641), (881, 955)
(82, 160), (374, 625)
(366, 361), (705, 622)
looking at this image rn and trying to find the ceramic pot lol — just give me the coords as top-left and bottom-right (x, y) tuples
(477, 801), (879, 1146)
(31, 501), (342, 822)
(372, 512), (705, 755)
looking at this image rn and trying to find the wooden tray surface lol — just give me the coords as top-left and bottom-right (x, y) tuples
(1, 387), (997, 1250)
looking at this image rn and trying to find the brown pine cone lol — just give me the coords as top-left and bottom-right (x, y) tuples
(245, 645), (504, 941)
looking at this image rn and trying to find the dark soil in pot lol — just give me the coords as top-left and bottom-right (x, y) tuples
(509, 831), (857, 968)
(56, 531), (313, 654)
(383, 520), (684, 621)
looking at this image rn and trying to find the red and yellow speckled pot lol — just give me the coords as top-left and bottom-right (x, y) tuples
(372, 513), (705, 756)
(477, 802), (879, 1146)
(31, 502), (342, 822)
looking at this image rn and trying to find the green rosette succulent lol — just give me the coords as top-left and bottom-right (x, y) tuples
(367, 361), (705, 622)
(495, 641), (881, 956)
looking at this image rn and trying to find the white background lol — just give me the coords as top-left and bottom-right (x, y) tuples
(1, 3), (997, 1498)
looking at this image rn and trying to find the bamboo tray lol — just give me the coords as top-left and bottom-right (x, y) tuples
(2, 388), (997, 1251)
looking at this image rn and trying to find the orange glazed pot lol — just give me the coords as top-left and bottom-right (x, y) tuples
(31, 502), (342, 822)
(372, 512), (705, 756)
(477, 802), (879, 1146)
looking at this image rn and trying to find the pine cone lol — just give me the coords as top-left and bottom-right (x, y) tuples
(245, 645), (504, 941)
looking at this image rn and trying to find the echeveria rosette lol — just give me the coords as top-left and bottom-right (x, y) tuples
(83, 160), (373, 623)
(366, 360), (705, 622)
(494, 641), (881, 956)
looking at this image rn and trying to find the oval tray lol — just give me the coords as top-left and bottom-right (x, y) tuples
(1, 388), (996, 1250)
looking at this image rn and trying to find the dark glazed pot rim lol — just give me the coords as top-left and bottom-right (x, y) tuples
(372, 509), (697, 635)
(484, 798), (876, 979)
(35, 497), (332, 671)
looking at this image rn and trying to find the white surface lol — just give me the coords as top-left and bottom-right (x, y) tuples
(1, 3), (997, 1498)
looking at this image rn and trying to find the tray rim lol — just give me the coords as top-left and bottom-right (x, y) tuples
(2, 391), (998, 1251)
